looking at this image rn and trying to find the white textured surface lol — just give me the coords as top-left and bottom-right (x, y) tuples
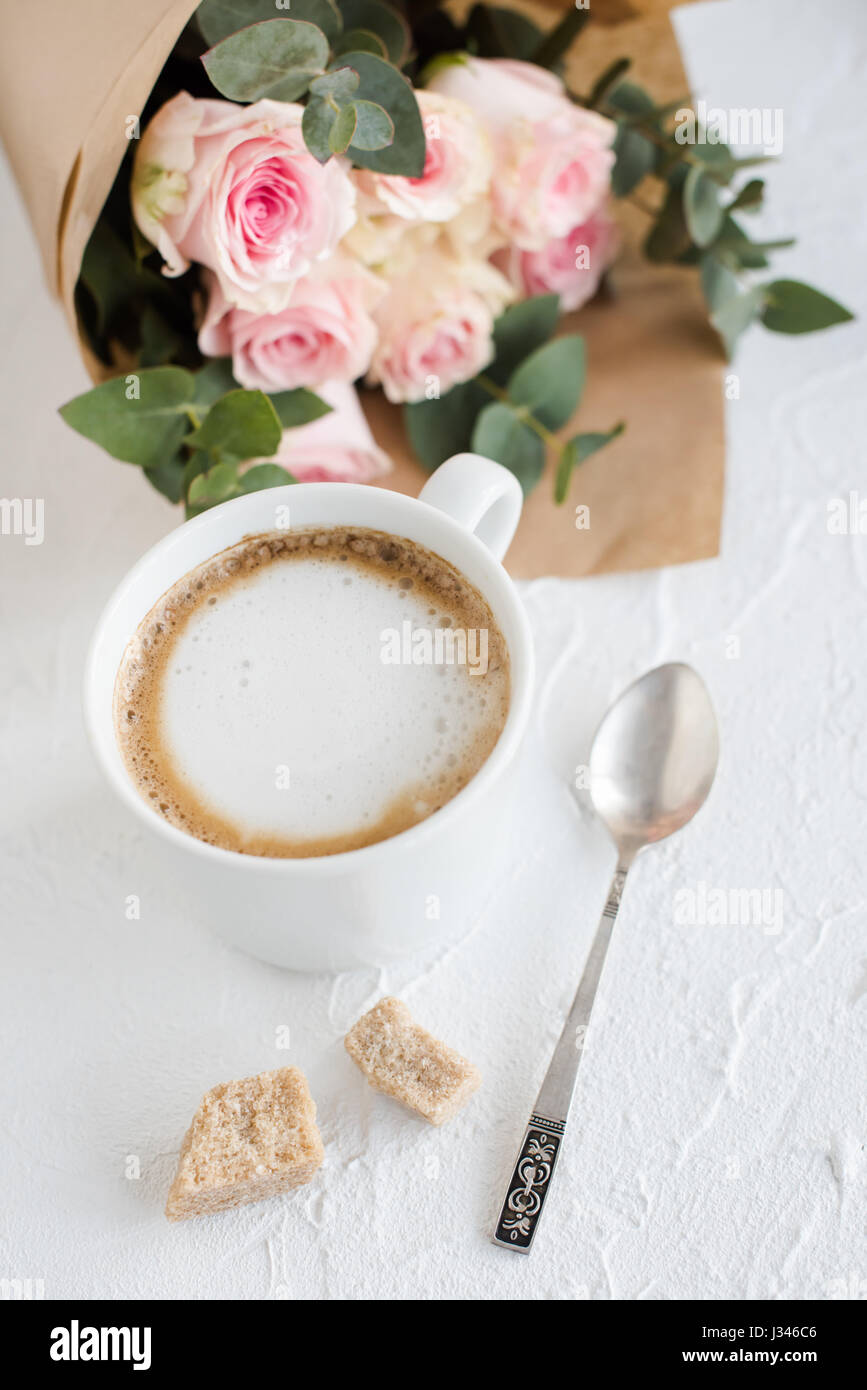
(1, 0), (866, 1300)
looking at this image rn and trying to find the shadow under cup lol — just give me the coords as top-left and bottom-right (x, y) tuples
(84, 472), (535, 971)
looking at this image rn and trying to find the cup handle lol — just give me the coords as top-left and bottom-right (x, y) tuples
(418, 453), (523, 562)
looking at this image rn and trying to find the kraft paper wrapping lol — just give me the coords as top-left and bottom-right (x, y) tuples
(0, 0), (724, 577)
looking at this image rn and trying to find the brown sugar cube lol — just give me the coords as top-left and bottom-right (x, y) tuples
(344, 997), (481, 1126)
(165, 1067), (324, 1221)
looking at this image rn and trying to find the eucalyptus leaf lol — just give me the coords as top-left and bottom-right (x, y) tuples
(760, 280), (854, 335)
(187, 461), (242, 514)
(338, 0), (408, 64)
(328, 51), (423, 175)
(507, 335), (586, 431)
(302, 95), (338, 163)
(138, 306), (182, 368)
(238, 463), (296, 492)
(187, 388), (282, 462)
(333, 27), (387, 57)
(612, 124), (656, 197)
(59, 367), (196, 471)
(487, 294), (560, 386)
(699, 252), (740, 313)
(403, 381), (488, 470)
(329, 103), (357, 154)
(465, 4), (542, 61)
(193, 357), (239, 405)
(683, 165), (724, 247)
(728, 178), (764, 213)
(710, 285), (766, 358)
(310, 66), (359, 102)
(350, 98), (394, 150)
(202, 19), (329, 103)
(79, 221), (174, 337)
(269, 387), (332, 428)
(644, 185), (692, 262)
(471, 402), (545, 496)
(144, 456), (186, 505)
(197, 0), (342, 45)
(554, 423), (625, 505)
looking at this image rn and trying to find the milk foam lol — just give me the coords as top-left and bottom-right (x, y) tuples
(115, 529), (510, 857)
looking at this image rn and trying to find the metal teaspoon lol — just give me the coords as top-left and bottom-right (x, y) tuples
(492, 662), (720, 1252)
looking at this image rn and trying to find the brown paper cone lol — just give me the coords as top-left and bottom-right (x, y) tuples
(0, 0), (723, 578)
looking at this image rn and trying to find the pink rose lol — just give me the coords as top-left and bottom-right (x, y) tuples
(492, 207), (620, 312)
(266, 380), (392, 483)
(132, 92), (356, 312)
(353, 91), (492, 224)
(368, 249), (513, 404)
(428, 58), (615, 251)
(198, 258), (384, 391)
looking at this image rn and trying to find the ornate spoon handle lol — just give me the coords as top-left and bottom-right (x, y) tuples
(492, 864), (629, 1252)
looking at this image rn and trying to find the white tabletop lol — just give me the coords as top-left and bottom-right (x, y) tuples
(2, 0), (865, 1301)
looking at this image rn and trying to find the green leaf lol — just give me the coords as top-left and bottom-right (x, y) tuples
(728, 178), (764, 213)
(554, 423), (624, 505)
(202, 19), (330, 103)
(182, 449), (213, 497)
(138, 305), (182, 368)
(612, 123), (656, 197)
(187, 388), (282, 462)
(471, 402), (545, 496)
(531, 7), (589, 68)
(699, 251), (740, 313)
(197, 0), (342, 45)
(403, 381), (488, 470)
(487, 294), (560, 386)
(683, 165), (724, 248)
(710, 286), (766, 359)
(302, 95), (338, 163)
(715, 214), (794, 269)
(329, 103), (357, 154)
(187, 461), (242, 514)
(310, 66), (360, 101)
(237, 463), (296, 492)
(193, 357), (239, 406)
(760, 280), (854, 335)
(329, 51), (423, 174)
(350, 98), (394, 150)
(338, 0), (408, 64)
(144, 456), (186, 505)
(507, 335), (586, 431)
(333, 26), (387, 57)
(606, 83), (658, 199)
(644, 185), (692, 263)
(79, 221), (172, 337)
(465, 4), (542, 60)
(269, 387), (332, 428)
(59, 367), (195, 470)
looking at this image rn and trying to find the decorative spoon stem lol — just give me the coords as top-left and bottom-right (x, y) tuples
(491, 862), (629, 1252)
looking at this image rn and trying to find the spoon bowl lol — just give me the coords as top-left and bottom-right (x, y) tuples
(589, 662), (719, 864)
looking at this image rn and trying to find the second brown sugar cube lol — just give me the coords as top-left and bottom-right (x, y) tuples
(345, 996), (481, 1126)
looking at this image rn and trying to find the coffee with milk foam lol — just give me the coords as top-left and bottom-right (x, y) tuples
(115, 527), (510, 857)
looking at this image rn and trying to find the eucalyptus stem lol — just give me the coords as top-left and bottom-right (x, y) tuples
(476, 373), (562, 452)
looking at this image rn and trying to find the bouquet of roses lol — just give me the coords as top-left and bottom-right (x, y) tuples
(59, 0), (852, 518)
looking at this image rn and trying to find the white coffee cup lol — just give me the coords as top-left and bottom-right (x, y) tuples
(84, 454), (534, 971)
